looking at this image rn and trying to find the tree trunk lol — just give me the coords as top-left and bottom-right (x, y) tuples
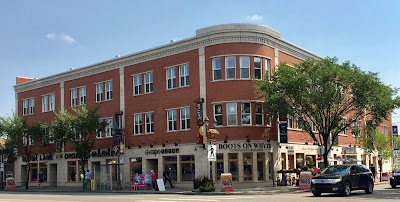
(81, 160), (86, 191)
(25, 164), (30, 190)
(323, 143), (329, 169)
(379, 159), (382, 182)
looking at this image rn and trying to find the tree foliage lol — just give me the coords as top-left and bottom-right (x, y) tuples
(255, 57), (400, 167)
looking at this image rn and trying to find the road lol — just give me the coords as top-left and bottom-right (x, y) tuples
(0, 184), (399, 202)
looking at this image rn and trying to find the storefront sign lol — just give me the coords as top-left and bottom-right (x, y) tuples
(145, 148), (180, 156)
(218, 142), (271, 152)
(342, 147), (357, 154)
(22, 153), (54, 162)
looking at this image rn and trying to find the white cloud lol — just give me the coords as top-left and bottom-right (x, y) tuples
(45, 33), (77, 45)
(246, 15), (263, 21)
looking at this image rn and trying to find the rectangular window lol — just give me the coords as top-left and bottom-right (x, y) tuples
(254, 57), (262, 79)
(180, 107), (190, 130)
(145, 112), (154, 134)
(71, 89), (78, 107)
(167, 109), (177, 131)
(243, 153), (252, 181)
(227, 103), (237, 126)
(179, 64), (189, 87)
(49, 94), (55, 111)
(180, 155), (195, 181)
(42, 95), (49, 112)
(105, 81), (113, 100)
(255, 103), (263, 125)
(225, 57), (236, 79)
(287, 115), (294, 129)
(29, 98), (35, 114)
(339, 118), (346, 135)
(67, 161), (77, 182)
(295, 115), (301, 129)
(23, 132), (28, 145)
(39, 162), (48, 182)
(265, 59), (271, 81)
(216, 154), (224, 180)
(163, 156), (177, 182)
(23, 100), (28, 115)
(96, 83), (103, 102)
(79, 87), (86, 105)
(134, 114), (143, 135)
(241, 102), (251, 125)
(133, 75), (142, 95)
(257, 153), (265, 181)
(30, 163), (38, 182)
(49, 130), (54, 144)
(228, 153), (238, 181)
(105, 118), (113, 137)
(29, 134), (34, 145)
(239, 56), (250, 79)
(212, 57), (221, 81)
(214, 104), (223, 126)
(144, 72), (153, 94)
(311, 117), (317, 132)
(166, 67), (176, 89)
(266, 116), (272, 127)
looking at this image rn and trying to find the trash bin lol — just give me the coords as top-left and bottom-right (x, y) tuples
(83, 179), (90, 191)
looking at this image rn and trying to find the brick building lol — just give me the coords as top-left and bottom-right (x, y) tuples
(13, 24), (392, 188)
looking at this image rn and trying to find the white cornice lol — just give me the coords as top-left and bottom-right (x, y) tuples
(14, 26), (320, 93)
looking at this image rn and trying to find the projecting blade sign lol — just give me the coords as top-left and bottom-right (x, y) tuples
(208, 145), (217, 162)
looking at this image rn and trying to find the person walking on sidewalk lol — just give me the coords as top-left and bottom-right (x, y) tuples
(370, 164), (376, 181)
(151, 170), (157, 190)
(163, 168), (173, 188)
(38, 170), (44, 189)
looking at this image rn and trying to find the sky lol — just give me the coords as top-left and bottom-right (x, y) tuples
(1, 0), (400, 125)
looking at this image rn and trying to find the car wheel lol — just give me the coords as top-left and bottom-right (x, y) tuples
(341, 183), (351, 197)
(312, 192), (321, 197)
(365, 181), (373, 194)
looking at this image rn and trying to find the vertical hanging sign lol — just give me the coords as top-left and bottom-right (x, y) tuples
(195, 98), (204, 126)
(279, 116), (288, 143)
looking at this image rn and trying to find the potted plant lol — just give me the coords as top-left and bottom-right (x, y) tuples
(193, 176), (215, 192)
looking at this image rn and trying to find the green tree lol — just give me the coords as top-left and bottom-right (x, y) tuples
(356, 125), (393, 181)
(0, 114), (47, 189)
(255, 57), (400, 168)
(50, 105), (105, 189)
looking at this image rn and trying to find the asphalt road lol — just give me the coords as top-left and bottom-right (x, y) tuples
(0, 184), (399, 202)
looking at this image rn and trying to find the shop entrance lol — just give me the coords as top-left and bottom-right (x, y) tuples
(288, 155), (295, 170)
(49, 164), (57, 186)
(21, 165), (27, 185)
(147, 159), (158, 175)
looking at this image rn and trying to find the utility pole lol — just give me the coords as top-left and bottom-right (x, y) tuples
(114, 111), (124, 190)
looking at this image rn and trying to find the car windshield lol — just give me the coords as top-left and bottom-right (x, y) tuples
(395, 168), (400, 173)
(321, 165), (351, 175)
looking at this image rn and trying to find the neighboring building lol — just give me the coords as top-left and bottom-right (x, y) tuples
(13, 24), (392, 188)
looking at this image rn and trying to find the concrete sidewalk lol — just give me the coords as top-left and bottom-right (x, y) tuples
(6, 180), (389, 195)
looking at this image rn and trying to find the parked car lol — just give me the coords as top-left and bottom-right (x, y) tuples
(390, 168), (400, 188)
(311, 164), (374, 197)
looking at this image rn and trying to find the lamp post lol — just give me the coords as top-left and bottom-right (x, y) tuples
(204, 117), (210, 180)
(204, 117), (218, 181)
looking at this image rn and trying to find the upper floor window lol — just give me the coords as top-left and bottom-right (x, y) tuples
(212, 57), (221, 81)
(239, 56), (250, 79)
(105, 81), (113, 101)
(166, 67), (177, 90)
(255, 103), (263, 125)
(179, 64), (189, 87)
(180, 107), (190, 130)
(23, 132), (28, 145)
(97, 118), (113, 138)
(42, 95), (49, 112)
(71, 88), (78, 107)
(382, 126), (389, 135)
(29, 98), (35, 114)
(134, 114), (143, 135)
(226, 103), (237, 126)
(79, 87), (86, 105)
(241, 102), (251, 125)
(96, 83), (103, 102)
(48, 130), (54, 144)
(214, 104), (223, 126)
(167, 109), (177, 131)
(145, 112), (154, 134)
(42, 93), (55, 112)
(339, 118), (346, 135)
(29, 134), (34, 145)
(133, 75), (142, 95)
(225, 57), (236, 79)
(254, 57), (262, 80)
(287, 115), (294, 129)
(265, 59), (271, 81)
(144, 72), (153, 94)
(22, 100), (28, 115)
(294, 115), (301, 129)
(311, 116), (317, 132)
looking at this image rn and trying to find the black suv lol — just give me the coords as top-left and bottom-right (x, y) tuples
(390, 168), (400, 188)
(311, 164), (374, 197)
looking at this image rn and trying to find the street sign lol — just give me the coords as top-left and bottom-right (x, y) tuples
(208, 145), (216, 162)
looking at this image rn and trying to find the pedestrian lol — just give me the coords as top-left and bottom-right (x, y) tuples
(313, 166), (319, 176)
(38, 170), (44, 189)
(163, 168), (173, 188)
(85, 169), (91, 180)
(370, 164), (376, 180)
(70, 170), (76, 181)
(151, 170), (157, 190)
(133, 173), (140, 190)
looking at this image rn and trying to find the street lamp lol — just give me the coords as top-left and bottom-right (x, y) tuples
(204, 116), (218, 181)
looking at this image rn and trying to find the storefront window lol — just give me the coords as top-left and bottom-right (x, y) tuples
(163, 156), (177, 181)
(257, 153), (265, 181)
(228, 153), (238, 181)
(130, 157), (142, 181)
(216, 154), (224, 180)
(296, 153), (304, 169)
(30, 163), (38, 182)
(281, 153), (287, 170)
(39, 162), (48, 182)
(243, 153), (252, 181)
(181, 155), (195, 181)
(67, 161), (77, 182)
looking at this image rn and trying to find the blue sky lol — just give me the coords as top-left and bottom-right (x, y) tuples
(1, 0), (400, 125)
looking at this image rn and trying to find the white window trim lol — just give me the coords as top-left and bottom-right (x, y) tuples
(265, 59), (271, 81)
(49, 93), (56, 111)
(241, 102), (251, 125)
(180, 107), (190, 130)
(79, 87), (86, 105)
(338, 117), (347, 136)
(71, 88), (78, 107)
(133, 74), (142, 96)
(254, 57), (263, 80)
(166, 67), (177, 90)
(255, 102), (264, 126)
(239, 56), (250, 79)
(225, 56), (236, 80)
(29, 98), (35, 115)
(95, 83), (104, 102)
(145, 111), (154, 134)
(144, 71), (154, 94)
(105, 80), (113, 101)
(212, 57), (222, 81)
(134, 113), (143, 135)
(22, 99), (28, 116)
(42, 95), (49, 113)
(179, 64), (189, 87)
(167, 109), (177, 132)
(226, 103), (238, 126)
(214, 103), (223, 126)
